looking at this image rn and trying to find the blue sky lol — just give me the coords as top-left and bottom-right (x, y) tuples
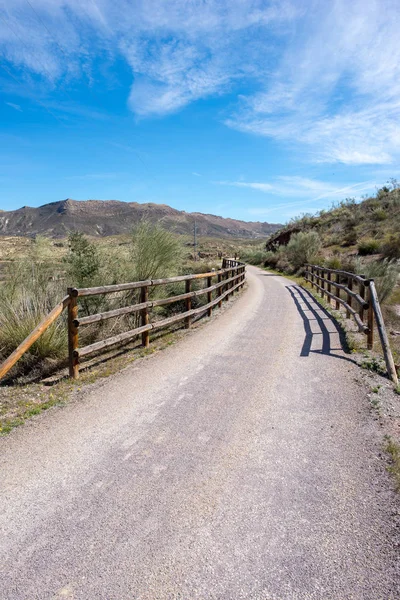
(1, 0), (399, 224)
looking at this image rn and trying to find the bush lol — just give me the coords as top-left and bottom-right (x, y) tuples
(239, 246), (266, 266)
(357, 259), (399, 304)
(64, 232), (100, 288)
(0, 293), (67, 361)
(263, 251), (280, 268)
(0, 239), (67, 376)
(382, 233), (400, 260)
(342, 230), (358, 246)
(325, 256), (342, 270)
(358, 238), (380, 256)
(131, 221), (182, 281)
(286, 231), (321, 270)
(372, 208), (387, 221)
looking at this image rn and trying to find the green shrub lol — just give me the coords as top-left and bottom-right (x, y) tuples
(263, 251), (280, 268)
(244, 251), (266, 265)
(131, 221), (182, 281)
(372, 208), (387, 221)
(358, 238), (380, 256)
(342, 230), (358, 246)
(286, 231), (321, 270)
(357, 259), (399, 304)
(0, 293), (67, 360)
(381, 233), (400, 260)
(325, 256), (342, 270)
(0, 242), (67, 377)
(64, 232), (101, 288)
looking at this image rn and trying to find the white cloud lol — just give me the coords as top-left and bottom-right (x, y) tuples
(218, 177), (376, 215)
(227, 0), (400, 165)
(0, 0), (297, 116)
(2, 0), (400, 166)
(5, 101), (22, 111)
(65, 172), (120, 180)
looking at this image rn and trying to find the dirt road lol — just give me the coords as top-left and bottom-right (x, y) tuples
(1, 266), (398, 599)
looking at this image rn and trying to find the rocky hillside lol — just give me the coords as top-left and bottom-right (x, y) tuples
(0, 199), (281, 239)
(265, 183), (400, 260)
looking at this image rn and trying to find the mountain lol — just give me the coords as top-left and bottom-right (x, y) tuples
(0, 199), (281, 239)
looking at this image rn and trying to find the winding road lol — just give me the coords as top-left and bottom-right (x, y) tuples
(1, 266), (399, 599)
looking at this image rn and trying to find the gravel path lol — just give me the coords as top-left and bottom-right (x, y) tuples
(1, 266), (399, 599)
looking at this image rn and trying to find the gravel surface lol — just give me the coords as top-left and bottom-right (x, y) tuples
(1, 266), (399, 599)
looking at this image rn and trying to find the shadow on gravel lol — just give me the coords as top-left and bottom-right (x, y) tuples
(286, 284), (358, 366)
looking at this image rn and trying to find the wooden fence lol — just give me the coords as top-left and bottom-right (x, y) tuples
(0, 259), (245, 382)
(305, 264), (398, 385)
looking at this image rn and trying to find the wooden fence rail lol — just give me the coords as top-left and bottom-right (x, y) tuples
(0, 259), (246, 382)
(304, 264), (398, 385)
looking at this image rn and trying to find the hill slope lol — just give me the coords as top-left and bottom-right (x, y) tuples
(0, 199), (281, 239)
(266, 184), (400, 259)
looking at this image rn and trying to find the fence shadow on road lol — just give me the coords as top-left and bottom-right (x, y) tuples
(286, 284), (358, 365)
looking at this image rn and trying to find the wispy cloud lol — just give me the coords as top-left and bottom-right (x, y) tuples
(5, 101), (22, 112)
(2, 0), (400, 167)
(227, 0), (400, 165)
(65, 172), (120, 181)
(218, 176), (376, 215)
(0, 1), (297, 115)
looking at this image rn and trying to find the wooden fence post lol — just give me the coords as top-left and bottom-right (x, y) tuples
(359, 276), (366, 322)
(140, 285), (150, 347)
(185, 280), (192, 328)
(327, 271), (332, 305)
(369, 280), (398, 385)
(320, 268), (325, 299)
(346, 278), (352, 319)
(67, 288), (79, 379)
(218, 274), (222, 307)
(224, 270), (229, 301)
(207, 276), (212, 316)
(367, 282), (374, 350)
(335, 273), (340, 310)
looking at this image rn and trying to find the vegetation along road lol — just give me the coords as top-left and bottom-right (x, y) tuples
(1, 266), (399, 599)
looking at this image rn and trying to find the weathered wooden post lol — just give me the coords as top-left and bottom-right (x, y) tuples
(217, 273), (222, 307)
(359, 276), (366, 322)
(140, 285), (150, 347)
(320, 268), (325, 299)
(207, 276), (212, 316)
(335, 273), (340, 310)
(346, 277), (352, 319)
(224, 269), (229, 302)
(185, 280), (192, 328)
(67, 287), (79, 379)
(369, 280), (398, 385)
(367, 281), (374, 350)
(327, 271), (332, 305)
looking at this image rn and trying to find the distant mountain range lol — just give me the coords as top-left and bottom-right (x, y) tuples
(0, 199), (281, 239)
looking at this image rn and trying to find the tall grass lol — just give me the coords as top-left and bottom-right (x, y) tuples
(0, 226), (186, 381)
(356, 259), (399, 304)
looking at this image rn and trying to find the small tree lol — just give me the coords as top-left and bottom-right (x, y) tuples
(131, 221), (182, 281)
(286, 231), (321, 271)
(64, 232), (100, 287)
